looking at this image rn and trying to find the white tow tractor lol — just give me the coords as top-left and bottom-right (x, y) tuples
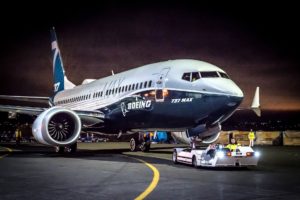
(173, 145), (260, 168)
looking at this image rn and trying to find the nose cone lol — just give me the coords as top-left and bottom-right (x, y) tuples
(226, 82), (244, 109)
(230, 82), (244, 98)
(202, 79), (244, 98)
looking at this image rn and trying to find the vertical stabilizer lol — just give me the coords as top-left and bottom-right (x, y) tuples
(50, 27), (75, 95)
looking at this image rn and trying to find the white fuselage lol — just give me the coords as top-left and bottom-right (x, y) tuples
(53, 59), (243, 113)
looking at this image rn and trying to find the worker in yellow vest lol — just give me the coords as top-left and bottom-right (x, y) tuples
(248, 129), (255, 147)
(226, 138), (240, 151)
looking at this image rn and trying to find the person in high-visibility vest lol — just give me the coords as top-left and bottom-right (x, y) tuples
(248, 129), (255, 147)
(226, 138), (240, 151)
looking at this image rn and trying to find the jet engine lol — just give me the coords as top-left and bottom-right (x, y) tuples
(201, 131), (221, 144)
(171, 124), (221, 144)
(32, 106), (81, 146)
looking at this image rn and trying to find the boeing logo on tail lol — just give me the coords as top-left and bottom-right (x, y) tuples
(51, 27), (75, 95)
(54, 82), (60, 92)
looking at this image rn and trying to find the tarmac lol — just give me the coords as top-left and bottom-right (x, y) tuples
(1, 142), (300, 200)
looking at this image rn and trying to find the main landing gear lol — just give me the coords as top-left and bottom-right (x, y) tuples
(55, 143), (77, 153)
(130, 132), (151, 152)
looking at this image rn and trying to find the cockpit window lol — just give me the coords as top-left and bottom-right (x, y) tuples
(219, 72), (230, 79)
(182, 73), (191, 82)
(183, 71), (228, 81)
(191, 72), (200, 82)
(200, 71), (219, 78)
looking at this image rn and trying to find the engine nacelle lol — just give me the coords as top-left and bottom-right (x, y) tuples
(32, 106), (81, 146)
(171, 124), (221, 144)
(201, 131), (221, 144)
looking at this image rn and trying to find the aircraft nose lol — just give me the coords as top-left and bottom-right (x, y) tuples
(226, 82), (244, 110)
(230, 82), (244, 97)
(198, 78), (243, 98)
(216, 80), (244, 97)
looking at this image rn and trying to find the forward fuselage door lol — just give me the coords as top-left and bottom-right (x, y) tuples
(154, 67), (170, 102)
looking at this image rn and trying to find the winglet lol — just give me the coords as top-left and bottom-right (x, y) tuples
(251, 87), (261, 117)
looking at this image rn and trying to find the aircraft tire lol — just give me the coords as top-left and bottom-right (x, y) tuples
(140, 142), (151, 152)
(55, 146), (64, 153)
(68, 143), (77, 153)
(130, 137), (139, 151)
(192, 156), (198, 168)
(173, 150), (178, 164)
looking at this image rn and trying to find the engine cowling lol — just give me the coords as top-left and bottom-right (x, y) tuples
(32, 106), (81, 146)
(201, 131), (221, 144)
(171, 124), (221, 144)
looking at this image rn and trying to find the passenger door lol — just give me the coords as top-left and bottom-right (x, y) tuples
(153, 67), (170, 102)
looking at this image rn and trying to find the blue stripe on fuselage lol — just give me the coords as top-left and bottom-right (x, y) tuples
(100, 89), (243, 130)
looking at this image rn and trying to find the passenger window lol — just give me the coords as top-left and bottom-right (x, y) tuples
(200, 71), (219, 78)
(140, 82), (143, 89)
(191, 72), (200, 82)
(148, 80), (152, 87)
(144, 81), (147, 88)
(182, 73), (191, 82)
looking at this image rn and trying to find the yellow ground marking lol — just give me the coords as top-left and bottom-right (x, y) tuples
(0, 147), (13, 159)
(126, 156), (160, 200)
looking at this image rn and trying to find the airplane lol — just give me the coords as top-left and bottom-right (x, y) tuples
(0, 28), (260, 153)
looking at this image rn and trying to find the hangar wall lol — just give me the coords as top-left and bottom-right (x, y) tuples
(216, 131), (300, 146)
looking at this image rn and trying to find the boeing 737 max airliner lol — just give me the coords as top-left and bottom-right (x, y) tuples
(0, 28), (260, 153)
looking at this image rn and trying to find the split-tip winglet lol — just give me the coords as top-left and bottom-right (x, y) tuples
(251, 87), (261, 117)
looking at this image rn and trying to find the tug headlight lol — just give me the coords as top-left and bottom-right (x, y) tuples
(216, 151), (225, 158)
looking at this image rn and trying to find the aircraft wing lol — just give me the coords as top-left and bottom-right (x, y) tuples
(0, 95), (50, 104)
(0, 105), (46, 116)
(0, 104), (106, 127)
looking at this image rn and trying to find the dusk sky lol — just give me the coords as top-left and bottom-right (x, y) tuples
(0, 1), (299, 110)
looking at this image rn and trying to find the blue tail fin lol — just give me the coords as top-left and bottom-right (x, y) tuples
(50, 27), (75, 95)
